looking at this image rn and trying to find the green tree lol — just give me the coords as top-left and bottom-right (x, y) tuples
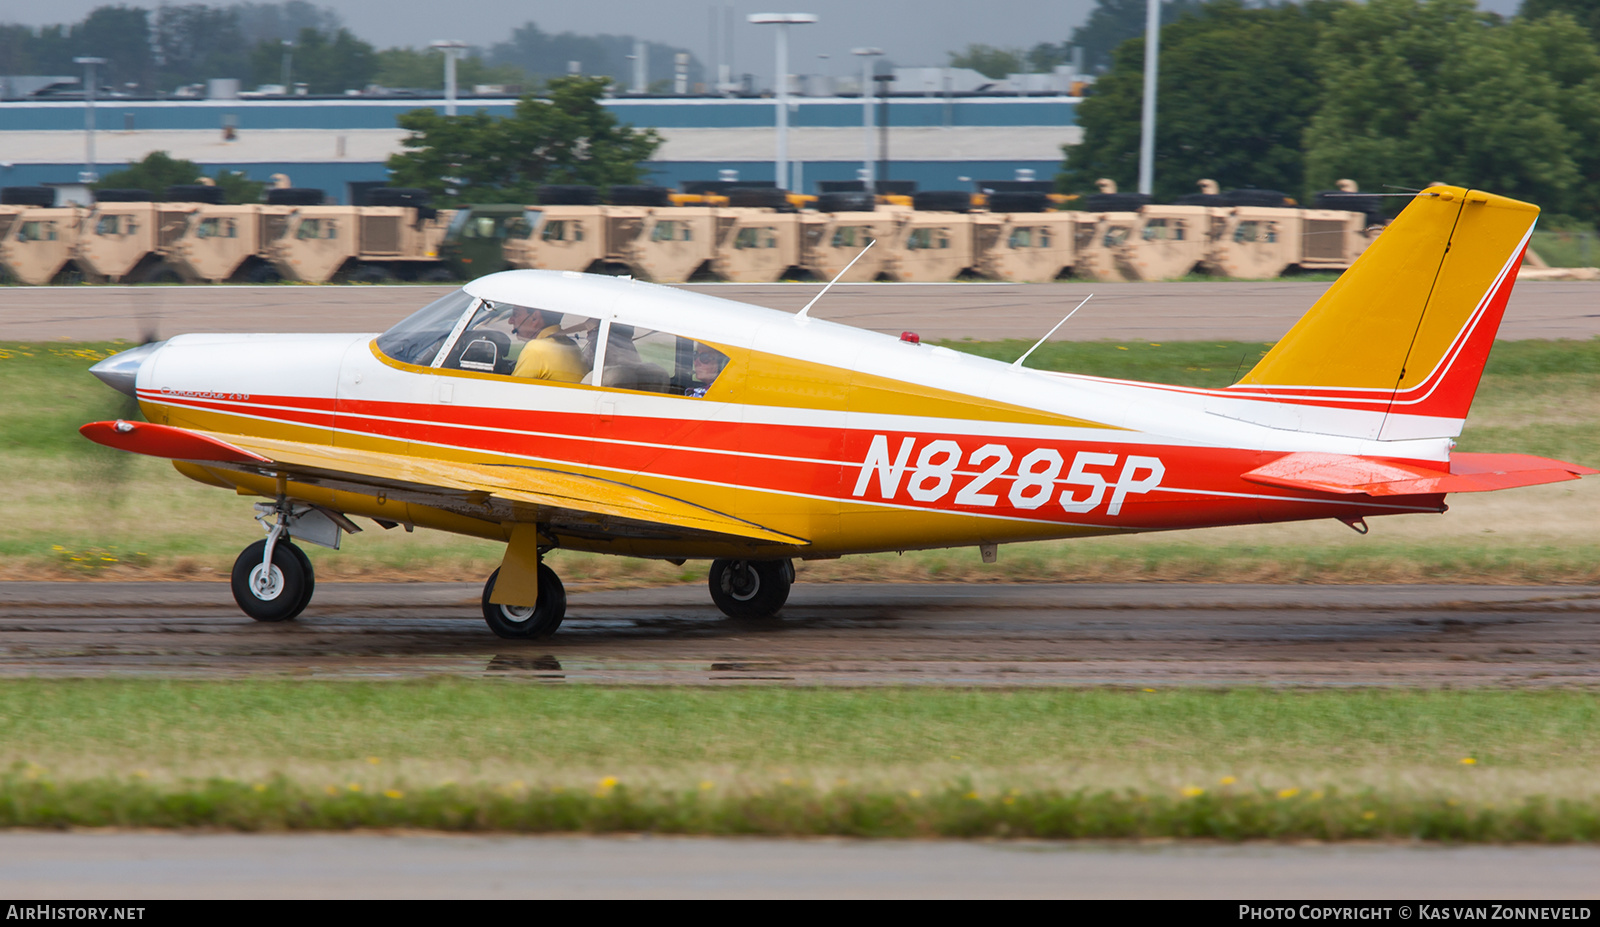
(948, 44), (1025, 79)
(93, 151), (266, 204)
(154, 4), (249, 90)
(249, 26), (375, 93)
(1306, 0), (1600, 219)
(1520, 0), (1600, 43)
(484, 22), (702, 88)
(386, 76), (663, 204)
(1069, 0), (1206, 73)
(373, 47), (528, 91)
(1063, 1), (1339, 201)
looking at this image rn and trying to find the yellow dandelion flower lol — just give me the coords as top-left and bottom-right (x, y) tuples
(325, 785), (338, 795)
(1180, 786), (1204, 798)
(384, 789), (403, 799)
(367, 756), (381, 765)
(908, 789), (922, 799)
(699, 781), (715, 791)
(964, 790), (979, 800)
(950, 754), (962, 760)
(1149, 343), (1161, 347)
(347, 783), (361, 792)
(1310, 790), (1324, 801)
(509, 779), (525, 791)
(1460, 757), (1477, 765)
(1219, 776), (1237, 786)
(1362, 810), (1376, 820)
(1141, 688), (1156, 693)
(253, 783), (267, 793)
(133, 770), (149, 779)
(1002, 796), (1015, 805)
(1277, 787), (1300, 799)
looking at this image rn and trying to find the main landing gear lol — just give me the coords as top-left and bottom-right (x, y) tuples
(481, 564), (566, 639)
(230, 503), (315, 622)
(708, 559), (793, 619)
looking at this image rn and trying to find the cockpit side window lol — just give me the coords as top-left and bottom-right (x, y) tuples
(438, 300), (599, 384)
(375, 289), (477, 366)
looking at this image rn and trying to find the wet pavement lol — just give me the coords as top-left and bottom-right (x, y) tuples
(1, 581), (1596, 686)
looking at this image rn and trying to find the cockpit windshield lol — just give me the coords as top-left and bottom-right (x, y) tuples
(374, 289), (476, 366)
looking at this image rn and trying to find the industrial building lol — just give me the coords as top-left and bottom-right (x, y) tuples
(0, 80), (1081, 203)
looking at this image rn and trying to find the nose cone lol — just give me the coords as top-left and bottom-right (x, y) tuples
(90, 341), (165, 398)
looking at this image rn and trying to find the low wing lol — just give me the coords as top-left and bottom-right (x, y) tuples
(81, 420), (808, 547)
(1242, 451), (1597, 497)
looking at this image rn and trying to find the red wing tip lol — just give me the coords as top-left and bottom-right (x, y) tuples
(79, 420), (272, 464)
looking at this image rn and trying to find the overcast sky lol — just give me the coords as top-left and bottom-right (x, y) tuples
(7, 1), (1527, 70)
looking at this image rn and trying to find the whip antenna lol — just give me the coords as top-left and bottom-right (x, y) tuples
(796, 239), (875, 321)
(1013, 294), (1093, 369)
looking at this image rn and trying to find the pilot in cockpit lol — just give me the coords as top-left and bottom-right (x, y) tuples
(508, 305), (586, 382)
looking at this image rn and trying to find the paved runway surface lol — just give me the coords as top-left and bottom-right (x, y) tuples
(4, 833), (1599, 899)
(4, 280), (1597, 342)
(2, 581), (1596, 686)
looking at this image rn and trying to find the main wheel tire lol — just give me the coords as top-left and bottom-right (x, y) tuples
(246, 264), (282, 284)
(351, 264), (393, 283)
(708, 559), (793, 619)
(481, 565), (566, 639)
(284, 542), (315, 620)
(231, 539), (311, 622)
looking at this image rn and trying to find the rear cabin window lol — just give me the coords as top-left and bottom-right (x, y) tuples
(196, 217), (237, 239)
(600, 325), (728, 397)
(830, 226), (873, 248)
(907, 228), (950, 250)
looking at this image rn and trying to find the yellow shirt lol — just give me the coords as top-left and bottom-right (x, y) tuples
(512, 325), (587, 382)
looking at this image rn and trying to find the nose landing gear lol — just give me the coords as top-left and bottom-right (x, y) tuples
(230, 538), (314, 623)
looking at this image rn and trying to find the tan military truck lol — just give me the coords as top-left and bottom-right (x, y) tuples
(604, 207), (717, 282)
(503, 206), (605, 274)
(164, 204), (298, 283)
(1294, 207), (1374, 273)
(266, 204), (454, 282)
(1110, 204), (1215, 281)
(74, 198), (198, 282)
(971, 209), (1076, 281)
(0, 205), (85, 285)
(798, 208), (901, 282)
(709, 209), (803, 282)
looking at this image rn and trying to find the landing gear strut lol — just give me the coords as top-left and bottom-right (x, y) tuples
(482, 564), (567, 639)
(229, 494), (315, 622)
(708, 559), (793, 619)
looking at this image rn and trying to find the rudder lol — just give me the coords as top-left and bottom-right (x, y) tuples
(1230, 186), (1538, 440)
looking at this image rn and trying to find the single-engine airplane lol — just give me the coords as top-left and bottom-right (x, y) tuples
(83, 186), (1594, 638)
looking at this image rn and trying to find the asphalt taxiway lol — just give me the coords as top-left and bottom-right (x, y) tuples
(1, 581), (1596, 685)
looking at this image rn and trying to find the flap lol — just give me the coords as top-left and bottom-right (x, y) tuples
(1242, 451), (1596, 497)
(83, 421), (807, 547)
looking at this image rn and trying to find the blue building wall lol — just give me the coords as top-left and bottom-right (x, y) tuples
(1, 94), (1076, 131)
(2, 94), (1076, 200)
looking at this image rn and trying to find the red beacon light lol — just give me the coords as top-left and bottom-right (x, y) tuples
(899, 331), (921, 344)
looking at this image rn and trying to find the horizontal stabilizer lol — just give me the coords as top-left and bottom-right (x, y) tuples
(1242, 452), (1596, 497)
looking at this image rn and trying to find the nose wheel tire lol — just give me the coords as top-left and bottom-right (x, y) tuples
(482, 565), (566, 639)
(231, 538), (313, 622)
(708, 559), (793, 619)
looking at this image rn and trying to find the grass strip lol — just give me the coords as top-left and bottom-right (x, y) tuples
(3, 774), (1597, 842)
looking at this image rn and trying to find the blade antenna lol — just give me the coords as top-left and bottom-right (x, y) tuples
(1012, 294), (1093, 369)
(795, 239), (875, 321)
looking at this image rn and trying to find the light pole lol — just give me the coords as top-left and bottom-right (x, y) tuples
(431, 40), (468, 116)
(1137, 0), (1160, 196)
(852, 47), (882, 194)
(748, 12), (817, 191)
(280, 40), (292, 90)
(73, 56), (106, 184)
